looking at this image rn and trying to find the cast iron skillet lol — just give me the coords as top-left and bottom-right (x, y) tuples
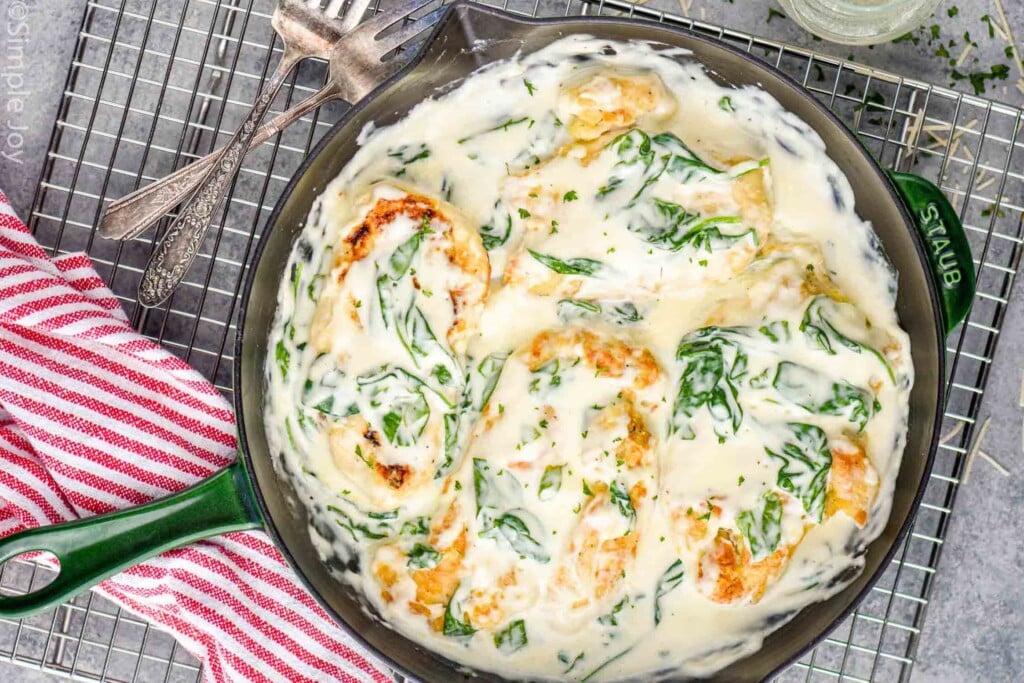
(0, 3), (977, 680)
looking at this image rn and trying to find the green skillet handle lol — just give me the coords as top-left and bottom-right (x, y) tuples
(0, 459), (263, 619)
(888, 171), (977, 335)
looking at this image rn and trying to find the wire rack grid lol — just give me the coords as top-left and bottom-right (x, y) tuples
(2, 0), (1022, 681)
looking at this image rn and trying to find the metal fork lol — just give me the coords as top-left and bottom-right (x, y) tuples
(136, 0), (381, 308)
(99, 0), (444, 244)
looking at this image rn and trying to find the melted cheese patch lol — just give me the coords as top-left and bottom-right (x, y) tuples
(266, 36), (913, 682)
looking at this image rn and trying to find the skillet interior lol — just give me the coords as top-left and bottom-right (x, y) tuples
(236, 4), (944, 680)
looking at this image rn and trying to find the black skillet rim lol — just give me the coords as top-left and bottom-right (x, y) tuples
(234, 3), (947, 680)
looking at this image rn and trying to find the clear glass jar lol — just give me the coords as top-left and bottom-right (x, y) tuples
(776, 0), (944, 45)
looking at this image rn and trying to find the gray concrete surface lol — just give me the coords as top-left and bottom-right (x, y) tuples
(0, 0), (1021, 681)
(0, 0), (87, 214)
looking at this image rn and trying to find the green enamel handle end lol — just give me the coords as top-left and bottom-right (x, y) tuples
(0, 459), (263, 619)
(888, 171), (976, 335)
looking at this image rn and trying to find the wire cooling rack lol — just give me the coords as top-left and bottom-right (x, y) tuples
(3, 0), (1022, 680)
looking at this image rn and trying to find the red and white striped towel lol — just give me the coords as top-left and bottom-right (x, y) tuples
(0, 191), (391, 683)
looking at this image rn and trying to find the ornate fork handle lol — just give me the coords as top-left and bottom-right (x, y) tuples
(138, 52), (302, 308)
(101, 85), (340, 242)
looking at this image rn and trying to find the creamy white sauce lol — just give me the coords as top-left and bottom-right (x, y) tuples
(265, 36), (912, 681)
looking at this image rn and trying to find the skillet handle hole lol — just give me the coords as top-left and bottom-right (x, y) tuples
(0, 550), (60, 596)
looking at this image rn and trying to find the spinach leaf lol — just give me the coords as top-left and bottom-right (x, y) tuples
(528, 359), (564, 395)
(284, 419), (298, 449)
(481, 212), (512, 251)
(275, 340), (290, 379)
(631, 198), (695, 246)
(538, 464), (563, 501)
(375, 230), (428, 330)
(434, 412), (460, 480)
(581, 647), (633, 683)
(629, 198), (749, 253)
(353, 443), (373, 469)
(474, 463), (547, 560)
(557, 298), (601, 322)
(737, 491), (783, 560)
(433, 365), (453, 385)
(357, 366), (431, 447)
(748, 367), (772, 389)
(608, 302), (643, 324)
(600, 129), (721, 217)
(671, 327), (749, 440)
(727, 158), (769, 178)
(678, 217), (751, 252)
(596, 176), (624, 198)
(773, 361), (876, 432)
(327, 504), (393, 542)
(458, 116), (532, 144)
(529, 250), (603, 276)
(305, 243), (333, 301)
(291, 261), (303, 300)
(400, 517), (430, 535)
(607, 129), (666, 205)
(559, 298), (601, 316)
(295, 408), (313, 434)
(801, 296), (896, 382)
(381, 399), (426, 445)
(309, 395), (359, 419)
(765, 423), (832, 521)
(400, 304), (439, 360)
(493, 619), (527, 654)
(610, 129), (655, 168)
(558, 651), (585, 673)
(609, 480), (637, 528)
(359, 364), (453, 405)
(556, 299), (643, 326)
(473, 458), (498, 517)
(654, 131), (722, 183)
(307, 273), (325, 301)
(387, 142), (430, 165)
(375, 232), (460, 379)
(654, 559), (685, 625)
(396, 303), (457, 380)
(487, 512), (550, 563)
(303, 358), (357, 418)
(376, 275), (397, 330)
(801, 295), (868, 355)
(381, 230), (425, 281)
(597, 597), (629, 627)
(442, 593), (476, 639)
(472, 458), (522, 521)
(759, 320), (791, 343)
(474, 352), (509, 411)
(406, 543), (442, 569)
